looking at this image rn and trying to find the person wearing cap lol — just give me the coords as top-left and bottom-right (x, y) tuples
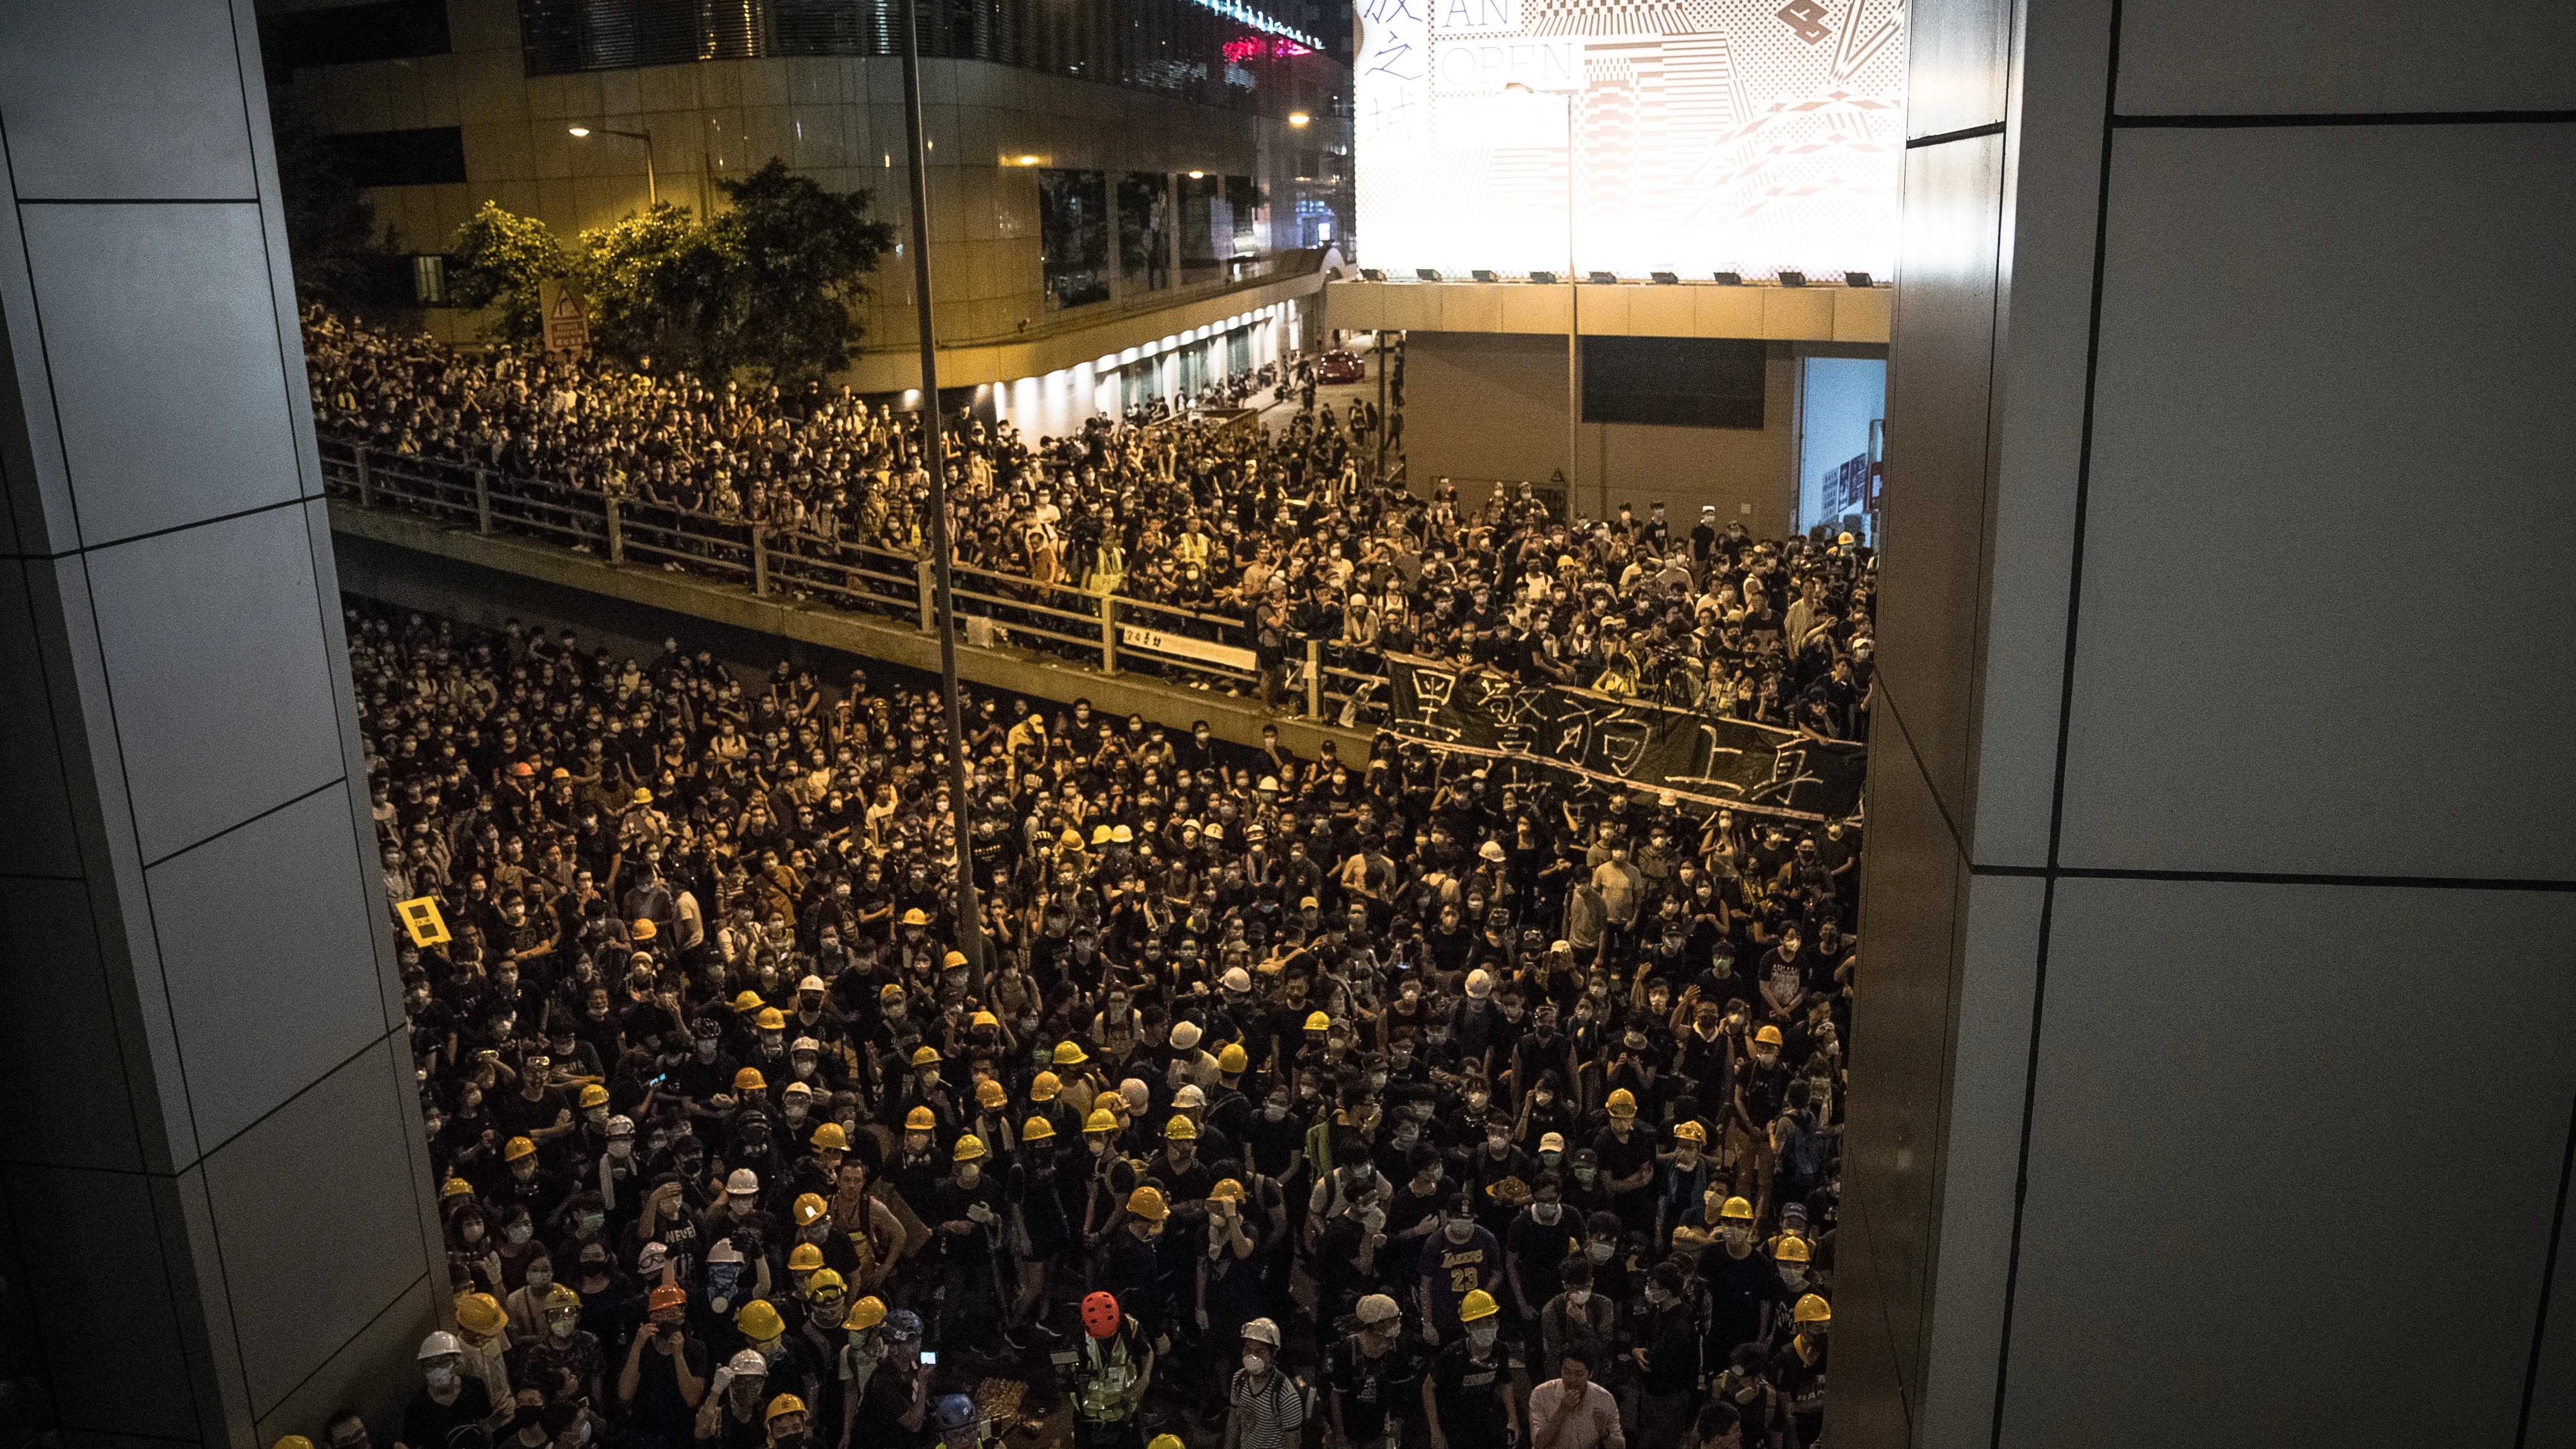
(1731, 1025), (1791, 1223)
(1326, 1292), (1422, 1449)
(397, 1332), (493, 1449)
(928, 1131), (1005, 1352)
(1225, 1317), (1306, 1449)
(1422, 1287), (1516, 1449)
(1416, 1194), (1502, 1348)
(618, 1282), (711, 1441)
(695, 1347), (772, 1449)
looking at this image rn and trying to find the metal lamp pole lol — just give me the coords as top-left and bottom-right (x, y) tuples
(897, 0), (986, 977)
(568, 126), (656, 206)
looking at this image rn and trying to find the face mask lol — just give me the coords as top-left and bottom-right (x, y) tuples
(527, 1268), (552, 1288)
(426, 1365), (460, 1391)
(1242, 1353), (1268, 1376)
(1779, 1268), (1808, 1288)
(1722, 1227), (1751, 1249)
(551, 1316), (578, 1340)
(958, 1164), (981, 1186)
(696, 1042), (718, 1061)
(607, 1139), (632, 1159)
(1533, 1202), (1561, 1223)
(1264, 1103), (1287, 1121)
(1467, 1325), (1498, 1351)
(1586, 1242), (1614, 1263)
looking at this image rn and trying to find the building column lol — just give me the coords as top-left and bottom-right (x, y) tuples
(1832, 1), (2576, 1446)
(0, 4), (443, 1448)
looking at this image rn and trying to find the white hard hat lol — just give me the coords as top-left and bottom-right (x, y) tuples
(1354, 1293), (1403, 1325)
(1241, 1317), (1282, 1347)
(417, 1331), (463, 1360)
(798, 975), (826, 992)
(1221, 967), (1252, 992)
(726, 1168), (760, 1196)
(1173, 1084), (1207, 1108)
(727, 1348), (769, 1377)
(1465, 969), (1494, 1000)
(1169, 1020), (1203, 1050)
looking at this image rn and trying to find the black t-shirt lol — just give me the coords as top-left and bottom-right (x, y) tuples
(1329, 1334), (1428, 1437)
(1503, 1206), (1581, 1314)
(1427, 1338), (1512, 1439)
(402, 1381), (492, 1449)
(1590, 1123), (1655, 1190)
(623, 1332), (711, 1441)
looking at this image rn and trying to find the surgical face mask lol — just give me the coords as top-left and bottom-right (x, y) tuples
(958, 1163), (981, 1187)
(1264, 1103), (1287, 1121)
(1779, 1267), (1808, 1288)
(696, 1040), (719, 1061)
(607, 1139), (632, 1159)
(425, 1365), (460, 1391)
(581, 1212), (606, 1232)
(1467, 1325), (1498, 1351)
(1586, 1242), (1614, 1263)
(550, 1315), (579, 1340)
(1532, 1201), (1561, 1223)
(1722, 1226), (1751, 1250)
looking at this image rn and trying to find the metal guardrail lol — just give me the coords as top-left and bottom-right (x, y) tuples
(321, 437), (1391, 726)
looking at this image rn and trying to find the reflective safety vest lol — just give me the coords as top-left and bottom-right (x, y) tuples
(1077, 1331), (1142, 1422)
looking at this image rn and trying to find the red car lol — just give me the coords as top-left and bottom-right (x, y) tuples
(1316, 349), (1365, 384)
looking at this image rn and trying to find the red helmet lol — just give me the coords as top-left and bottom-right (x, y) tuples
(1081, 1291), (1121, 1339)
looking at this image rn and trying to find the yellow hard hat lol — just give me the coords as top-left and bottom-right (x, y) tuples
(455, 1291), (505, 1334)
(1084, 1108), (1119, 1134)
(953, 1133), (987, 1161)
(976, 1079), (1007, 1108)
(275, 1438), (316, 1449)
(630, 919), (657, 941)
(943, 951), (968, 969)
(1092, 824), (1114, 845)
(633, 787), (654, 804)
(792, 1193), (830, 1226)
(734, 1067), (767, 1093)
(736, 1299), (786, 1340)
(441, 1176), (474, 1199)
(1094, 1090), (1126, 1113)
(764, 1393), (806, 1423)
(1719, 1196), (1756, 1221)
(1674, 1120), (1706, 1144)
(1149, 1437), (1186, 1449)
(1303, 1011), (1330, 1032)
(810, 1122), (849, 1152)
(806, 1268), (845, 1296)
(1126, 1186), (1169, 1221)
(1458, 1288), (1500, 1323)
(579, 1083), (610, 1108)
(1754, 1024), (1785, 1047)
(845, 1295), (887, 1331)
(755, 1007), (787, 1031)
(733, 990), (766, 1014)
(1795, 1293), (1832, 1324)
(970, 1009), (999, 1029)
(541, 1282), (581, 1310)
(788, 1243), (825, 1272)
(1059, 828), (1083, 849)
(1030, 1070), (1063, 1101)
(905, 1106), (937, 1131)
(1164, 1115), (1197, 1140)
(911, 1046), (941, 1066)
(1217, 1043), (1248, 1073)
(1605, 1088), (1637, 1118)
(503, 1135), (537, 1161)
(901, 908), (930, 927)
(1775, 1234), (1813, 1264)
(1023, 1115), (1056, 1142)
(1208, 1179), (1245, 1203)
(1054, 1041), (1090, 1066)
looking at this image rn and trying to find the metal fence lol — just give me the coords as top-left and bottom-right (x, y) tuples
(320, 437), (1389, 727)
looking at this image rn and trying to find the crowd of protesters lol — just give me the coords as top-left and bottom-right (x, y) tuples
(346, 545), (1862, 1449)
(302, 308), (1877, 739)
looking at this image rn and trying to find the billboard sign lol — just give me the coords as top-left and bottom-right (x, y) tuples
(1355, 0), (1907, 280)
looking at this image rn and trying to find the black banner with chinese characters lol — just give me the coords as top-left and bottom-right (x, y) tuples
(1381, 655), (1866, 822)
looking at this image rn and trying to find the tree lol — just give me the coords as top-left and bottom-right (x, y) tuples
(710, 160), (897, 384)
(575, 202), (738, 376)
(270, 101), (413, 321)
(448, 202), (565, 347)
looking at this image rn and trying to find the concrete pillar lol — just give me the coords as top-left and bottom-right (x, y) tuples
(0, 3), (443, 1447)
(1831, 2), (2576, 1446)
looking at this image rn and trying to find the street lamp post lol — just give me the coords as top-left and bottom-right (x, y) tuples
(1507, 84), (1583, 517)
(897, 0), (987, 980)
(568, 126), (657, 206)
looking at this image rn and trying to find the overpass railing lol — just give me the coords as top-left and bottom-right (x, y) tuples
(318, 437), (1391, 727)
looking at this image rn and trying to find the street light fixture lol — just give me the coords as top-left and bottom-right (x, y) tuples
(569, 125), (657, 206)
(1288, 112), (1311, 126)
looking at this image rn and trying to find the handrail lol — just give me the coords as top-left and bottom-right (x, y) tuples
(318, 435), (1391, 727)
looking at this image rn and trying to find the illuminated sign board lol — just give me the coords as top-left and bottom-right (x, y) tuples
(1354, 0), (1907, 280)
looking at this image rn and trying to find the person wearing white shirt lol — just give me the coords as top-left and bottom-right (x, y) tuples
(1527, 1349), (1624, 1449)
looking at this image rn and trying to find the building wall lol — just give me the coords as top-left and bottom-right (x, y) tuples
(0, 2), (443, 1445)
(1832, 0), (2576, 1446)
(267, 0), (1349, 366)
(1398, 331), (1799, 533)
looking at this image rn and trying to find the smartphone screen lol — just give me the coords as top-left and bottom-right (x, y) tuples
(920, 1350), (938, 1366)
